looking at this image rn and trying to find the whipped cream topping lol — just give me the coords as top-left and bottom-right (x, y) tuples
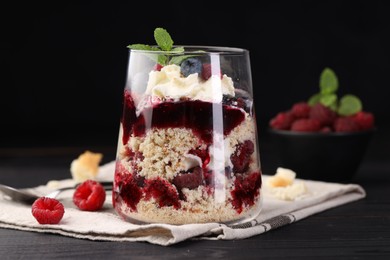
(145, 64), (235, 102)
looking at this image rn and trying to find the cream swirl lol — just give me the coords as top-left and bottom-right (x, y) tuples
(145, 64), (235, 102)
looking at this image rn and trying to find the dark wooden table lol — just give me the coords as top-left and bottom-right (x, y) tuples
(1, 130), (389, 259)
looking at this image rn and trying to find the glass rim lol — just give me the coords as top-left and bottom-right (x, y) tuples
(129, 45), (249, 55)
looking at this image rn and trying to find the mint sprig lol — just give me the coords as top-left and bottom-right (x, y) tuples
(338, 94), (362, 116)
(126, 44), (159, 51)
(127, 27), (186, 66)
(320, 68), (338, 95)
(308, 67), (363, 116)
(154, 28), (173, 51)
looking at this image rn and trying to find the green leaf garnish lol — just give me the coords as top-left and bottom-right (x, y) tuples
(308, 93), (321, 106)
(127, 28), (186, 65)
(168, 50), (207, 65)
(171, 47), (185, 53)
(337, 94), (362, 116)
(154, 28), (174, 51)
(157, 55), (168, 66)
(329, 102), (338, 111)
(127, 44), (154, 50)
(169, 55), (198, 65)
(307, 68), (365, 116)
(320, 93), (337, 107)
(320, 67), (338, 95)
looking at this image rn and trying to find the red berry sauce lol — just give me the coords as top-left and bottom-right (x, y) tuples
(121, 90), (246, 145)
(231, 171), (262, 214)
(113, 164), (143, 212)
(116, 90), (262, 221)
(144, 177), (181, 209)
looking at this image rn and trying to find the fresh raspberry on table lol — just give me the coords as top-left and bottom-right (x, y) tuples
(352, 111), (375, 131)
(73, 180), (106, 211)
(333, 117), (361, 132)
(291, 102), (311, 118)
(291, 118), (322, 132)
(31, 197), (65, 224)
(309, 103), (337, 126)
(269, 111), (295, 130)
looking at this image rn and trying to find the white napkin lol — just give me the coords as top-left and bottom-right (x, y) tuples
(0, 161), (366, 246)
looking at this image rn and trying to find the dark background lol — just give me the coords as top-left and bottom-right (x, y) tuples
(1, 0), (389, 154)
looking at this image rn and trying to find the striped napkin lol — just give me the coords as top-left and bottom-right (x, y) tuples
(0, 161), (366, 246)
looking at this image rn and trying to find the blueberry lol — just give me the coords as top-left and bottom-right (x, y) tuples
(180, 58), (202, 77)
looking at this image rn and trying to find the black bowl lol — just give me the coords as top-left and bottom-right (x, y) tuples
(268, 128), (374, 182)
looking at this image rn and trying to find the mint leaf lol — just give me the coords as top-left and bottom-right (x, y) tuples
(337, 94), (362, 116)
(329, 102), (338, 111)
(171, 47), (185, 53)
(127, 28), (188, 65)
(169, 51), (206, 65)
(157, 55), (168, 66)
(169, 55), (197, 65)
(320, 67), (338, 95)
(308, 93), (321, 106)
(320, 93), (337, 107)
(154, 28), (173, 51)
(308, 68), (366, 116)
(127, 44), (154, 50)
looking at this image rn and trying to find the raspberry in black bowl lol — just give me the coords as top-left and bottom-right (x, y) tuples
(268, 128), (374, 182)
(268, 68), (375, 182)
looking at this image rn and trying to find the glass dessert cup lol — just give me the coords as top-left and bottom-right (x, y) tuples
(113, 46), (263, 225)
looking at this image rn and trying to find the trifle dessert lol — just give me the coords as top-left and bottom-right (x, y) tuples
(113, 28), (262, 225)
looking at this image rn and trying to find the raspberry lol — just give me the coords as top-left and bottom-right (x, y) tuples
(320, 126), (332, 133)
(291, 118), (322, 132)
(113, 164), (143, 211)
(231, 171), (262, 214)
(189, 148), (210, 167)
(144, 177), (180, 209)
(201, 63), (222, 80)
(269, 111), (295, 130)
(231, 140), (255, 173)
(334, 117), (360, 132)
(153, 63), (163, 71)
(352, 111), (375, 131)
(309, 103), (337, 127)
(73, 180), (106, 211)
(173, 166), (204, 192)
(201, 63), (212, 80)
(291, 102), (311, 118)
(119, 174), (143, 211)
(31, 197), (65, 224)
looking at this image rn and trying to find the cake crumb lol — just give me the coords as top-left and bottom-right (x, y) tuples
(46, 180), (61, 189)
(70, 151), (103, 182)
(267, 167), (296, 187)
(265, 167), (308, 201)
